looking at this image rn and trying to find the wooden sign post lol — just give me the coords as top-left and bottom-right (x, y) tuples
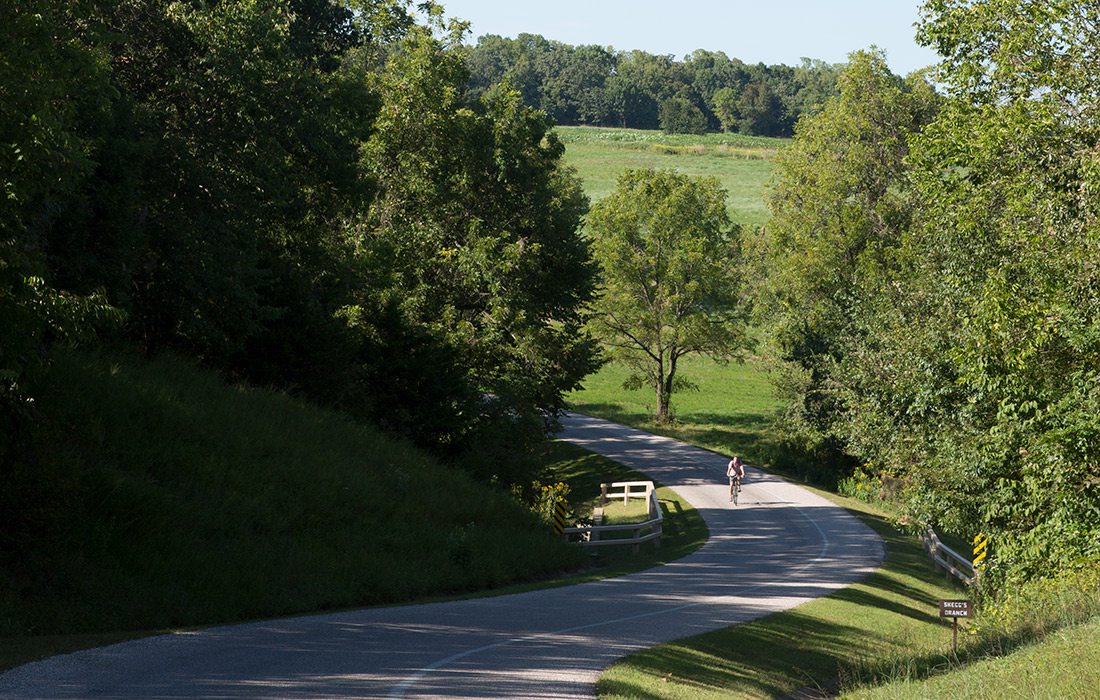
(940, 599), (972, 653)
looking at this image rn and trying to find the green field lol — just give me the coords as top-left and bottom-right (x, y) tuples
(568, 355), (783, 467)
(557, 126), (783, 229)
(561, 126), (785, 468)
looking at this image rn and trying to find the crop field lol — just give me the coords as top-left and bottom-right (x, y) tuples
(557, 125), (785, 229)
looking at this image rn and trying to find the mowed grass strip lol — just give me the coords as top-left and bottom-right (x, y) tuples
(844, 616), (1100, 700)
(557, 126), (782, 229)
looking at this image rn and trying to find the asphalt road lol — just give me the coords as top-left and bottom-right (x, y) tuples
(0, 412), (883, 699)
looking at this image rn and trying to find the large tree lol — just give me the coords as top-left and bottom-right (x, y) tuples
(760, 2), (1100, 583)
(2, 0), (601, 477)
(349, 19), (601, 462)
(587, 168), (745, 423)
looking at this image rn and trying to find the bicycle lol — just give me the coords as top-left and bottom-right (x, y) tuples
(729, 476), (741, 506)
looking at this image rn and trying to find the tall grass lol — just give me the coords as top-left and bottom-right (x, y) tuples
(555, 126), (786, 151)
(1, 349), (584, 638)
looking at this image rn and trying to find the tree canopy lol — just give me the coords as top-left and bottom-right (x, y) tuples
(464, 36), (846, 136)
(748, 49), (939, 473)
(587, 169), (745, 423)
(1, 0), (599, 480)
(755, 2), (1100, 585)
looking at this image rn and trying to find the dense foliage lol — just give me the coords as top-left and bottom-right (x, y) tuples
(464, 36), (847, 137)
(1, 0), (599, 479)
(747, 49), (939, 482)
(756, 3), (1100, 585)
(587, 169), (745, 423)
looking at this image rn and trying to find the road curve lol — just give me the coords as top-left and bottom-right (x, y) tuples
(0, 413), (883, 699)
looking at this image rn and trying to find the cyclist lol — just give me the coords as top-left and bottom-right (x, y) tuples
(727, 455), (745, 502)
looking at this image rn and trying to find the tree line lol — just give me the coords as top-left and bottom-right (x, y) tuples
(1, 0), (600, 483)
(752, 1), (1099, 586)
(463, 35), (846, 136)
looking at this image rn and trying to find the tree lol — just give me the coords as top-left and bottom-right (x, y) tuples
(0, 0), (124, 460)
(711, 86), (740, 132)
(587, 169), (745, 423)
(605, 50), (675, 129)
(735, 82), (785, 135)
(352, 21), (601, 463)
(2, 0), (603, 473)
(835, 0), (1100, 582)
(786, 58), (842, 121)
(749, 49), (939, 480)
(763, 2), (1100, 583)
(658, 95), (707, 134)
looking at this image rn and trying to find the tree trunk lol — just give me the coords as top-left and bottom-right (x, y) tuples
(651, 352), (677, 424)
(658, 353), (678, 424)
(654, 353), (670, 424)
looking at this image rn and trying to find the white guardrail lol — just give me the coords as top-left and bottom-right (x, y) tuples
(562, 480), (663, 553)
(922, 525), (975, 586)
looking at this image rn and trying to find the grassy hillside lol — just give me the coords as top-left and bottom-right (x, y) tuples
(846, 616), (1100, 699)
(557, 126), (784, 229)
(2, 350), (585, 641)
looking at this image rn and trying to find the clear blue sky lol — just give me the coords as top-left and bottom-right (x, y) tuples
(436, 1), (940, 75)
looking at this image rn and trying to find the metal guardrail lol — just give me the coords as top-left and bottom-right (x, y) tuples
(922, 525), (975, 586)
(562, 481), (663, 553)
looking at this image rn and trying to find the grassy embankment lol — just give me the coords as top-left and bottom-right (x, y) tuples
(561, 126), (1100, 699)
(596, 492), (1100, 699)
(1, 349), (705, 671)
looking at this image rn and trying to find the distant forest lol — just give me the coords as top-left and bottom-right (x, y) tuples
(463, 34), (849, 136)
